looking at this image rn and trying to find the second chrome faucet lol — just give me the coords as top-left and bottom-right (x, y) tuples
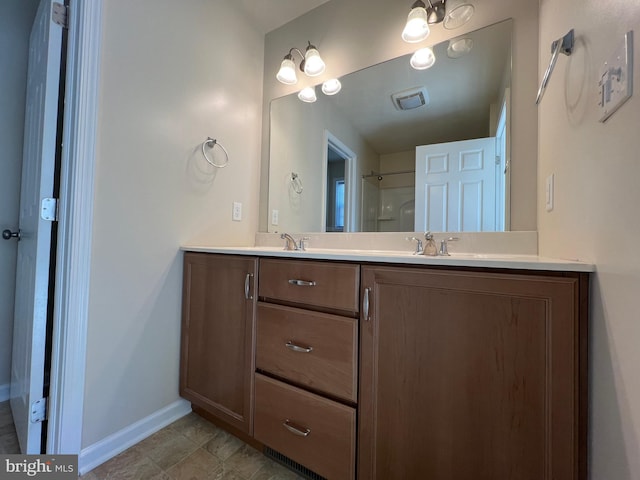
(407, 232), (459, 256)
(280, 233), (309, 251)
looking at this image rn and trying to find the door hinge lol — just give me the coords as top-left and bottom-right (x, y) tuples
(41, 198), (58, 221)
(30, 397), (48, 423)
(52, 2), (69, 29)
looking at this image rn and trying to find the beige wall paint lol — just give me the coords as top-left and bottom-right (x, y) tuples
(537, 1), (640, 478)
(83, 0), (264, 447)
(0, 0), (40, 398)
(260, 0), (539, 232)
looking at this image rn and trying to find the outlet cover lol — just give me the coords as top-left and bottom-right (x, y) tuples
(599, 31), (634, 122)
(232, 202), (242, 221)
(271, 209), (279, 226)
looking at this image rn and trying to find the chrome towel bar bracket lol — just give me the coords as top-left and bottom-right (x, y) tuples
(536, 29), (574, 105)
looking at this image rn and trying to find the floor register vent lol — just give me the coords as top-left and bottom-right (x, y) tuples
(264, 446), (327, 480)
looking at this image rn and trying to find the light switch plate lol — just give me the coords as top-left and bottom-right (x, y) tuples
(599, 31), (634, 122)
(545, 174), (554, 212)
(271, 209), (279, 226)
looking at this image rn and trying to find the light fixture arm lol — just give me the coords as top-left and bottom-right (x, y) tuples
(284, 41), (320, 73)
(284, 47), (306, 72)
(276, 40), (327, 86)
(426, 0), (446, 24)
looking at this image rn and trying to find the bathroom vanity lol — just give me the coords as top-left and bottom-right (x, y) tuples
(180, 247), (590, 480)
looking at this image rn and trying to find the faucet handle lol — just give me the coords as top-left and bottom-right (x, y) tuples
(298, 237), (310, 251)
(438, 236), (459, 256)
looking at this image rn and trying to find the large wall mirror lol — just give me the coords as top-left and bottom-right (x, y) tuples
(268, 19), (513, 233)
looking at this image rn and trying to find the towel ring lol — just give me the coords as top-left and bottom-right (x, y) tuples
(290, 172), (303, 194)
(201, 137), (229, 168)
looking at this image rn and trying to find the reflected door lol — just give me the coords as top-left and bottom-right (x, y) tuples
(415, 138), (497, 232)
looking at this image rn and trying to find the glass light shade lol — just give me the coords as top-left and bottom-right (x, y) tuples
(276, 57), (297, 85)
(443, 0), (474, 30)
(303, 48), (325, 76)
(447, 38), (473, 58)
(402, 6), (430, 43)
(410, 47), (436, 70)
(298, 86), (317, 103)
(322, 78), (342, 96)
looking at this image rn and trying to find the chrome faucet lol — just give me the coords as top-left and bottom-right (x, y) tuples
(280, 233), (309, 251)
(406, 236), (424, 255)
(281, 233), (299, 251)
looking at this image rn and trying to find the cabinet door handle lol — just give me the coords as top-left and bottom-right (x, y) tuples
(363, 287), (371, 321)
(288, 279), (317, 287)
(244, 273), (254, 300)
(283, 419), (311, 437)
(285, 341), (313, 353)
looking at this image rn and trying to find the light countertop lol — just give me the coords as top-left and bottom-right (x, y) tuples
(181, 245), (595, 273)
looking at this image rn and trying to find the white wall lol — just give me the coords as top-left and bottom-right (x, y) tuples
(537, 1), (640, 478)
(82, 0), (264, 448)
(0, 0), (40, 400)
(260, 0), (539, 232)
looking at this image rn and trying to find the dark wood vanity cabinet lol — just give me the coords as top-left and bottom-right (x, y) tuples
(358, 265), (588, 480)
(179, 252), (588, 480)
(180, 253), (258, 434)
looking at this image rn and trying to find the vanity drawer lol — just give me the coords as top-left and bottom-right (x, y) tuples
(254, 373), (356, 480)
(256, 303), (358, 402)
(258, 258), (359, 314)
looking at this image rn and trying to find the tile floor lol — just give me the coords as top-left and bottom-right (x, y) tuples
(0, 402), (303, 480)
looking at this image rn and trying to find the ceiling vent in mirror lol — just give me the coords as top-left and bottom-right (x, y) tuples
(391, 86), (430, 111)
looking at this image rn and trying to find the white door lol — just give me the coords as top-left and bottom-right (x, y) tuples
(415, 137), (497, 232)
(496, 93), (510, 231)
(10, 0), (63, 454)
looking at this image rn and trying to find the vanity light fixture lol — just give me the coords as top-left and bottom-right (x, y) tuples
(276, 41), (326, 85)
(446, 37), (473, 58)
(321, 78), (342, 96)
(410, 47), (436, 70)
(276, 56), (297, 85)
(298, 86), (317, 103)
(402, 0), (474, 41)
(402, 0), (430, 43)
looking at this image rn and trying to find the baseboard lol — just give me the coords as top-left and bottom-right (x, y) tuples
(0, 383), (9, 402)
(78, 399), (191, 475)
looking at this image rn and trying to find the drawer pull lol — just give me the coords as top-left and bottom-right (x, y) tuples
(245, 273), (254, 300)
(288, 279), (317, 287)
(363, 287), (371, 321)
(283, 419), (311, 437)
(285, 341), (313, 354)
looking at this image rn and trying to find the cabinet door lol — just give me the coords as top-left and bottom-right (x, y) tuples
(180, 253), (257, 434)
(359, 266), (587, 480)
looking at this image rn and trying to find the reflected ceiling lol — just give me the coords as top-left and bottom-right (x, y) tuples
(321, 21), (511, 154)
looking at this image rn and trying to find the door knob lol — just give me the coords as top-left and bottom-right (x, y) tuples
(2, 229), (21, 241)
